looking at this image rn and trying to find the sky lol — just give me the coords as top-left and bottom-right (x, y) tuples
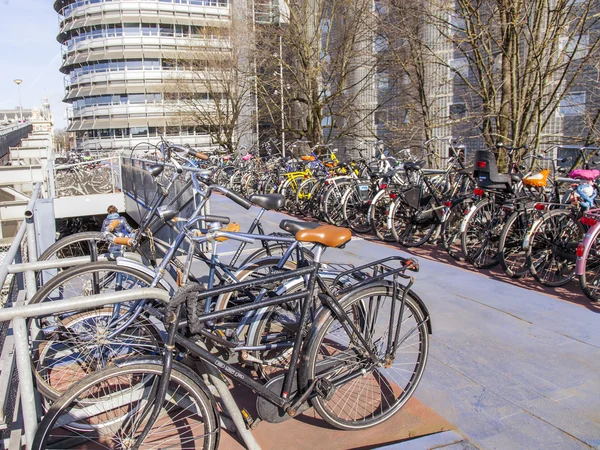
(0, 0), (67, 128)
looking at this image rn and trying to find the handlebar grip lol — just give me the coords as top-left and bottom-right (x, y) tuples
(225, 190), (253, 210)
(106, 219), (121, 232)
(195, 151), (209, 161)
(113, 237), (133, 246)
(203, 215), (231, 225)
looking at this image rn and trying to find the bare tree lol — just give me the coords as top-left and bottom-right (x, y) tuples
(378, 0), (600, 170)
(256, 0), (387, 150)
(53, 128), (72, 153)
(431, 0), (600, 149)
(166, 11), (256, 154)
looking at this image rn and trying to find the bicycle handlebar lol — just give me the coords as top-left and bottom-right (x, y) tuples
(169, 143), (209, 161)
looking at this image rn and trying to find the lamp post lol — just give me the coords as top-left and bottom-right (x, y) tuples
(13, 79), (23, 122)
(279, 34), (285, 157)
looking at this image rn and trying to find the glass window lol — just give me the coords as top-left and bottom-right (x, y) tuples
(175, 25), (188, 37)
(160, 24), (174, 37)
(129, 94), (146, 104)
(559, 92), (586, 116)
(449, 58), (469, 79)
(131, 127), (148, 137)
(123, 23), (140, 36)
(128, 60), (144, 70)
(449, 103), (467, 120)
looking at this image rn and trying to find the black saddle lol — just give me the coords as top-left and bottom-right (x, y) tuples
(250, 194), (285, 211)
(404, 162), (422, 171)
(279, 219), (321, 235)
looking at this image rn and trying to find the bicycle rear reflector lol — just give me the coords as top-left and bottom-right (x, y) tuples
(581, 217), (597, 227)
(577, 243), (585, 258)
(473, 188), (484, 197)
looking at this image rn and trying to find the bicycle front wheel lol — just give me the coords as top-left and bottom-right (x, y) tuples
(302, 283), (429, 430)
(32, 362), (219, 450)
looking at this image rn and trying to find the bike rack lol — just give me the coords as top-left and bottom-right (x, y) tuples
(0, 278), (262, 449)
(0, 183), (261, 449)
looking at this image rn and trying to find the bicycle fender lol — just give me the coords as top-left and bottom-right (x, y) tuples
(576, 223), (600, 275)
(115, 257), (175, 295)
(459, 200), (485, 233)
(522, 214), (545, 250)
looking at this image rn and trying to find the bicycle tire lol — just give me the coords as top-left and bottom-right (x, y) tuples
(369, 190), (395, 242)
(301, 283), (429, 430)
(579, 226), (600, 302)
(38, 231), (109, 262)
(498, 209), (534, 278)
(440, 197), (470, 261)
(526, 209), (584, 287)
(461, 198), (506, 269)
(32, 361), (219, 450)
(322, 180), (352, 225)
(342, 182), (374, 233)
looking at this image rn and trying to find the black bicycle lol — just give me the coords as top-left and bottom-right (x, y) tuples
(33, 226), (431, 449)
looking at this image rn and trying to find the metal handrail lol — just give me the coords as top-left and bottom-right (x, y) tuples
(0, 288), (170, 323)
(0, 182), (41, 295)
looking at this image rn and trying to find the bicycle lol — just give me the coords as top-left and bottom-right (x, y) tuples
(32, 225), (431, 448)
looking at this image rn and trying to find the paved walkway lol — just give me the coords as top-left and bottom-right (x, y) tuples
(213, 196), (600, 450)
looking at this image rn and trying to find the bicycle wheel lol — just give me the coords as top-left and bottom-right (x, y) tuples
(302, 283), (429, 430)
(322, 181), (352, 225)
(498, 208), (534, 278)
(370, 190), (395, 242)
(461, 198), (507, 269)
(527, 209), (584, 287)
(342, 182), (374, 233)
(579, 228), (600, 302)
(29, 262), (165, 401)
(390, 197), (436, 247)
(39, 231), (109, 261)
(246, 272), (357, 380)
(440, 198), (470, 261)
(295, 178), (318, 215)
(32, 361), (219, 450)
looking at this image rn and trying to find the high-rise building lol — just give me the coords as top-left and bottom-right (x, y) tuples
(54, 0), (234, 151)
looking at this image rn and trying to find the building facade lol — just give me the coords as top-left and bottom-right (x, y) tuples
(54, 0), (236, 151)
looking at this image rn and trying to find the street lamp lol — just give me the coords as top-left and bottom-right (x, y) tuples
(13, 79), (23, 122)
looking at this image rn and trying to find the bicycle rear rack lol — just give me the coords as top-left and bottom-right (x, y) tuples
(327, 256), (419, 295)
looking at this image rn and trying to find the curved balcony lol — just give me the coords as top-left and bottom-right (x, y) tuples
(56, 0), (229, 18)
(59, 35), (231, 73)
(75, 133), (213, 151)
(57, 0), (229, 32)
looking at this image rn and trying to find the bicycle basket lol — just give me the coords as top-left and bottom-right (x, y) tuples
(403, 187), (421, 209)
(523, 169), (549, 187)
(356, 182), (371, 200)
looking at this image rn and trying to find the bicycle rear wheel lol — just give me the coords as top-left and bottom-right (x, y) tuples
(302, 283), (429, 430)
(498, 209), (534, 278)
(527, 209), (584, 287)
(461, 198), (506, 269)
(32, 361), (219, 450)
